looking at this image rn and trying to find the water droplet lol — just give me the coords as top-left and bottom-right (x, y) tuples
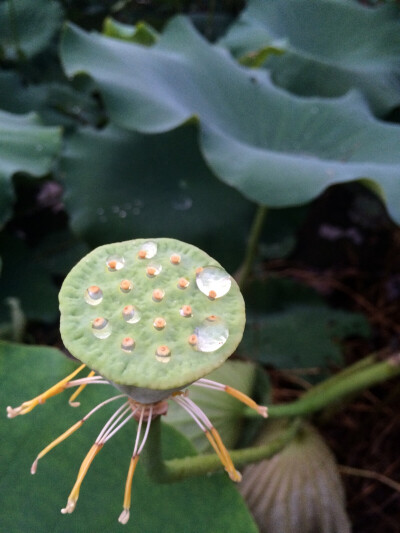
(177, 277), (190, 289)
(120, 280), (133, 293)
(180, 305), (192, 318)
(170, 253), (181, 265)
(155, 345), (171, 363)
(92, 317), (112, 339)
(194, 316), (229, 352)
(84, 285), (103, 305)
(107, 255), (125, 271)
(153, 317), (166, 330)
(138, 241), (157, 259)
(172, 195), (193, 211)
(121, 336), (135, 352)
(146, 264), (162, 277)
(152, 289), (165, 302)
(122, 305), (141, 324)
(196, 266), (231, 298)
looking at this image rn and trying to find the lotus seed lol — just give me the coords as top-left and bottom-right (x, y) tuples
(153, 317), (166, 330)
(155, 345), (171, 363)
(106, 256), (125, 271)
(152, 289), (165, 302)
(170, 253), (181, 265)
(120, 280), (133, 293)
(122, 305), (141, 324)
(178, 277), (190, 289)
(91, 317), (112, 339)
(180, 305), (192, 317)
(121, 337), (135, 352)
(84, 286), (103, 305)
(188, 334), (198, 345)
(146, 264), (162, 277)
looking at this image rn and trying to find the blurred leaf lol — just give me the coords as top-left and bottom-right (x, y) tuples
(239, 43), (286, 68)
(60, 123), (254, 270)
(103, 17), (159, 45)
(61, 18), (400, 224)
(240, 278), (370, 370)
(0, 234), (59, 322)
(221, 0), (400, 115)
(0, 111), (61, 227)
(167, 360), (268, 453)
(0, 0), (63, 61)
(240, 421), (351, 533)
(0, 341), (258, 532)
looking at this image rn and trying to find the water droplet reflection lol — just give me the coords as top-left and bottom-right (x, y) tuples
(196, 266), (231, 298)
(106, 255), (125, 271)
(138, 241), (157, 259)
(92, 317), (112, 339)
(122, 305), (141, 324)
(194, 316), (229, 352)
(84, 286), (103, 305)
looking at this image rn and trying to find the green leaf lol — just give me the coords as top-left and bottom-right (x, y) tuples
(240, 279), (370, 371)
(60, 18), (400, 224)
(0, 111), (61, 227)
(0, 342), (258, 532)
(0, 233), (59, 322)
(103, 18), (159, 45)
(0, 0), (63, 61)
(60, 123), (254, 270)
(220, 0), (400, 115)
(167, 360), (266, 453)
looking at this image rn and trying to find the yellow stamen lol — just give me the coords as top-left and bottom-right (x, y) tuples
(61, 443), (103, 514)
(31, 420), (84, 474)
(7, 364), (86, 418)
(69, 370), (96, 407)
(225, 385), (268, 418)
(210, 427), (242, 482)
(119, 455), (140, 524)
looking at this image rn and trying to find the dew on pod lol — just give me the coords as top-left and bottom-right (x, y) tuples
(137, 241), (157, 259)
(196, 266), (231, 298)
(146, 264), (162, 277)
(122, 305), (141, 324)
(84, 286), (103, 305)
(91, 317), (112, 339)
(155, 345), (171, 363)
(121, 336), (135, 353)
(106, 256), (125, 271)
(193, 316), (229, 352)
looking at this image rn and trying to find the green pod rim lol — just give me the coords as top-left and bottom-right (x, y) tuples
(59, 238), (245, 391)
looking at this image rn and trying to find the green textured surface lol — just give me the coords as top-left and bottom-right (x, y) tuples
(59, 238), (245, 390)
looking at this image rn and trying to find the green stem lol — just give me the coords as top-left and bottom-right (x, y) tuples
(267, 356), (400, 419)
(236, 205), (268, 289)
(142, 416), (301, 483)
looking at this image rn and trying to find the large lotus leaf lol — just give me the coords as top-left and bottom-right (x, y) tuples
(61, 18), (400, 224)
(0, 0), (63, 61)
(220, 0), (400, 115)
(239, 278), (370, 373)
(167, 360), (265, 453)
(60, 123), (254, 270)
(0, 111), (61, 227)
(0, 341), (258, 532)
(0, 233), (59, 322)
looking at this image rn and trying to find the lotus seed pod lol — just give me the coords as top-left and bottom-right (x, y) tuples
(59, 238), (245, 402)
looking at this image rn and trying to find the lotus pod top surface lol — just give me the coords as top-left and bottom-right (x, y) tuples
(59, 238), (245, 391)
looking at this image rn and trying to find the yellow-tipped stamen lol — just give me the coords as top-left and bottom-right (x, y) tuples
(61, 443), (102, 514)
(119, 455), (140, 525)
(69, 370), (96, 407)
(31, 420), (84, 474)
(7, 364), (86, 418)
(225, 385), (268, 418)
(210, 427), (242, 482)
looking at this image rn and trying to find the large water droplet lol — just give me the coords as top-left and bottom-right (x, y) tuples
(92, 317), (112, 339)
(194, 316), (229, 352)
(84, 286), (103, 306)
(196, 266), (232, 298)
(122, 305), (141, 324)
(155, 345), (171, 363)
(106, 255), (125, 271)
(138, 241), (157, 259)
(146, 263), (162, 277)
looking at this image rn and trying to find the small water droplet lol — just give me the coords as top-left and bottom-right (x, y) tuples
(121, 336), (135, 352)
(120, 280), (133, 293)
(138, 241), (157, 259)
(196, 266), (231, 298)
(172, 195), (193, 211)
(170, 253), (181, 265)
(84, 286), (103, 305)
(146, 263), (162, 277)
(122, 305), (141, 324)
(194, 316), (229, 352)
(106, 255), (125, 271)
(92, 317), (112, 339)
(155, 345), (171, 363)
